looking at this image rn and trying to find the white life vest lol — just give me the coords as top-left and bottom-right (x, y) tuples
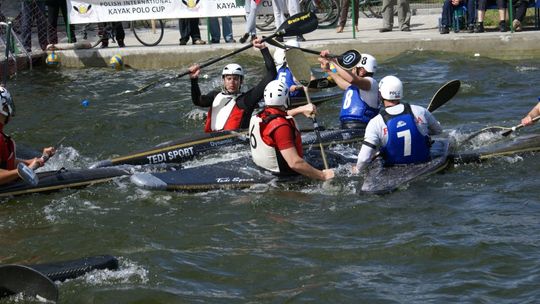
(248, 114), (298, 174)
(209, 92), (240, 131)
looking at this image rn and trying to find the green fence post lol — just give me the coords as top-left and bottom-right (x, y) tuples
(352, 0), (357, 38)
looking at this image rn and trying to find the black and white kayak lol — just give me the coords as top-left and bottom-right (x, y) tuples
(361, 139), (451, 194)
(90, 128), (364, 168)
(0, 255), (118, 301)
(0, 167), (130, 197)
(131, 150), (355, 192)
(451, 133), (540, 164)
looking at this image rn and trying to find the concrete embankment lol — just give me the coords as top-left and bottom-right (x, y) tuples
(7, 14), (540, 72)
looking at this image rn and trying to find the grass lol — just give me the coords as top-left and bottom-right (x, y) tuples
(483, 8), (537, 27)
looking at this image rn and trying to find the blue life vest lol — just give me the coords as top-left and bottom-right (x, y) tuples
(276, 65), (301, 97)
(339, 85), (379, 124)
(380, 103), (431, 165)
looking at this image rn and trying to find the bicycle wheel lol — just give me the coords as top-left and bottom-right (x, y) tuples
(366, 0), (383, 19)
(131, 19), (164, 46)
(306, 0), (340, 28)
(255, 14), (276, 32)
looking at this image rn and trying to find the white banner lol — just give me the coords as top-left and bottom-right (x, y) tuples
(68, 0), (248, 24)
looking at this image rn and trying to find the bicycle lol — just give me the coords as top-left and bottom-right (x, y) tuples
(77, 20), (164, 48)
(358, 0), (383, 18)
(255, 0), (340, 31)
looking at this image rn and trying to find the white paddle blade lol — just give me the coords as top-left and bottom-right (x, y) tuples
(17, 163), (39, 186)
(285, 48), (311, 85)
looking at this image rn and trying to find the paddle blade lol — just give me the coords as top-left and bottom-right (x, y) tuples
(0, 264), (58, 301)
(276, 12), (318, 37)
(286, 48), (311, 84)
(308, 77), (336, 89)
(428, 79), (460, 112)
(17, 163), (39, 186)
(335, 50), (361, 70)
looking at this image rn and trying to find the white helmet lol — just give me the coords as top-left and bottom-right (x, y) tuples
(264, 80), (290, 108)
(274, 48), (286, 67)
(274, 39), (300, 67)
(356, 54), (377, 74)
(222, 63), (244, 78)
(379, 75), (403, 100)
(0, 86), (15, 119)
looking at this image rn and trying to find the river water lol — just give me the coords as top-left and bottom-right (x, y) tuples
(1, 51), (539, 303)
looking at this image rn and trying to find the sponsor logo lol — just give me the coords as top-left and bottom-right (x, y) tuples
(341, 52), (358, 66)
(182, 0), (200, 9)
(73, 4), (92, 16)
(216, 177), (255, 183)
(146, 147), (194, 164)
(397, 120), (407, 128)
(389, 91), (401, 98)
(209, 138), (236, 147)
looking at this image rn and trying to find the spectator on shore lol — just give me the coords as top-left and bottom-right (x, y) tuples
(380, 0), (411, 32)
(440, 0), (476, 34)
(178, 18), (206, 45)
(239, 0), (258, 43)
(98, 22), (125, 48)
(474, 0), (507, 32)
(21, 0), (49, 52)
(336, 0), (360, 33)
(209, 17), (235, 43)
(46, 0), (76, 44)
(512, 0), (530, 31)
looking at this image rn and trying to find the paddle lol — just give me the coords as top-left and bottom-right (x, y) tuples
(307, 76), (337, 89)
(286, 48), (329, 169)
(451, 133), (540, 164)
(266, 37), (361, 70)
(134, 12), (319, 95)
(0, 264), (58, 302)
(501, 116), (540, 136)
(17, 137), (65, 186)
(462, 115), (540, 144)
(427, 79), (461, 112)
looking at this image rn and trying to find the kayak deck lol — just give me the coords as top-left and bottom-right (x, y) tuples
(131, 150), (356, 192)
(0, 167), (130, 197)
(361, 139), (451, 194)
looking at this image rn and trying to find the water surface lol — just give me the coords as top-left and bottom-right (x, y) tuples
(1, 51), (539, 303)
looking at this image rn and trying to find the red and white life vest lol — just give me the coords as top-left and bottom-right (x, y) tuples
(0, 131), (16, 170)
(204, 93), (245, 132)
(248, 109), (302, 174)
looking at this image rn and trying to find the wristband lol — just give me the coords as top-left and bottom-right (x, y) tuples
(329, 63), (337, 73)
